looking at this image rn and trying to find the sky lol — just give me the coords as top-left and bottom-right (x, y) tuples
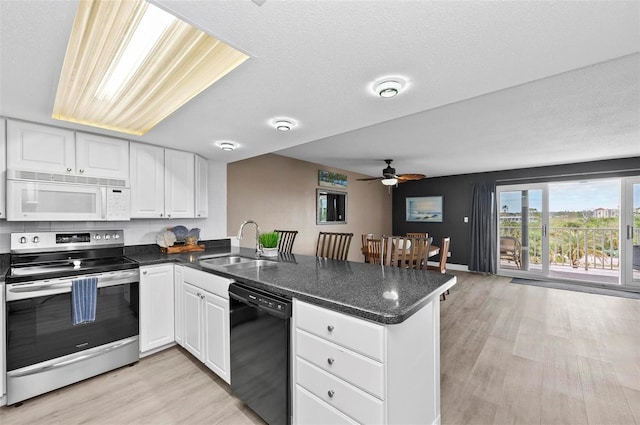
(499, 180), (638, 212)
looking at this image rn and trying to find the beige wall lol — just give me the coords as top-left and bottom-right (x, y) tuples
(227, 154), (392, 262)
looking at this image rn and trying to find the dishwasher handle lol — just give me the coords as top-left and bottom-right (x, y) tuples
(229, 283), (292, 319)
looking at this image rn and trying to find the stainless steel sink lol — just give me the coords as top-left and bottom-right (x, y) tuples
(199, 255), (277, 271)
(223, 259), (277, 271)
(199, 256), (253, 267)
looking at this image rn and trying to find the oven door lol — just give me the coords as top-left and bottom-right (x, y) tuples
(5, 270), (139, 372)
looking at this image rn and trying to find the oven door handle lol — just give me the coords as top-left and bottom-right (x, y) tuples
(6, 269), (139, 296)
(6, 337), (139, 378)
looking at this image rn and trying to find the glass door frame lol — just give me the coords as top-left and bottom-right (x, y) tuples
(496, 183), (549, 278)
(622, 176), (640, 287)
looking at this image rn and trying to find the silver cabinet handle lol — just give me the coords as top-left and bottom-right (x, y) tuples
(327, 325), (334, 332)
(79, 169), (84, 173)
(327, 358), (334, 365)
(66, 167), (72, 172)
(160, 213), (163, 217)
(142, 270), (147, 275)
(327, 390), (335, 398)
(168, 214), (171, 218)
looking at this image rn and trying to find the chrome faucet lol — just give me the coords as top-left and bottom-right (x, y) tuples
(237, 220), (263, 255)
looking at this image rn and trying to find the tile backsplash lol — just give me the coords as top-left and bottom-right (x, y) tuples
(0, 218), (224, 253)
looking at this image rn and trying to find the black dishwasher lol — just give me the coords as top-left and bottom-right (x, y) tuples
(229, 283), (292, 425)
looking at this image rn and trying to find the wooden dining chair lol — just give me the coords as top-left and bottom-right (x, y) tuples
(383, 236), (431, 270)
(361, 233), (374, 263)
(366, 238), (383, 265)
(274, 230), (298, 254)
(428, 237), (451, 300)
(316, 232), (354, 261)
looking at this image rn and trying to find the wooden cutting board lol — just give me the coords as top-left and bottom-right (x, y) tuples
(160, 244), (205, 254)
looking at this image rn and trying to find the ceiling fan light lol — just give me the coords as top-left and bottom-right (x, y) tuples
(381, 178), (398, 186)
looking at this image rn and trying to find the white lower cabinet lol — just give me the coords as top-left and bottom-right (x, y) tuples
(139, 264), (175, 355)
(293, 299), (441, 425)
(179, 267), (232, 384)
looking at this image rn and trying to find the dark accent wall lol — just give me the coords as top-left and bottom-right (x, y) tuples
(393, 157), (640, 267)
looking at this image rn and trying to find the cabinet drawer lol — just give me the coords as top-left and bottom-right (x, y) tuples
(184, 267), (232, 299)
(295, 300), (384, 362)
(296, 329), (384, 399)
(295, 384), (359, 425)
(296, 357), (384, 424)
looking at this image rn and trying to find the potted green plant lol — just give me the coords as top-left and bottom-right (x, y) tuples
(259, 231), (279, 257)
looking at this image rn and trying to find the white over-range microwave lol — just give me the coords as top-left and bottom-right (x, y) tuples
(6, 170), (131, 221)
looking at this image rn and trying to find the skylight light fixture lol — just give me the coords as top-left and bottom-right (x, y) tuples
(52, 0), (249, 136)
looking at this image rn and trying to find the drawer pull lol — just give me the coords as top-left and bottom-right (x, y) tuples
(327, 357), (335, 365)
(327, 390), (335, 398)
(327, 325), (334, 332)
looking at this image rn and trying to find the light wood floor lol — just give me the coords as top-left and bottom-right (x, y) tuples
(1, 271), (639, 424)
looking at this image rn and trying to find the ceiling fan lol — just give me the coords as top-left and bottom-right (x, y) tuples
(357, 159), (426, 186)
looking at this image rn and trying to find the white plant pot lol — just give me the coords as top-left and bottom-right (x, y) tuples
(262, 247), (279, 257)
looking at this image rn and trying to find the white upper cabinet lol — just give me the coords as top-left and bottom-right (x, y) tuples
(130, 142), (165, 218)
(0, 119), (6, 219)
(7, 120), (75, 173)
(195, 155), (208, 218)
(165, 149), (195, 219)
(75, 132), (129, 183)
(6, 120), (129, 183)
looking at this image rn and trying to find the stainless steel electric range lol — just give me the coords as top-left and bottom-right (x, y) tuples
(4, 230), (140, 405)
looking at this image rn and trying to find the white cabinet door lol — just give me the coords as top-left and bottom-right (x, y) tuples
(0, 119), (6, 219)
(183, 282), (204, 360)
(174, 265), (184, 345)
(130, 142), (165, 218)
(6, 120), (75, 173)
(203, 291), (230, 384)
(140, 264), (175, 354)
(195, 155), (208, 218)
(75, 132), (129, 183)
(165, 149), (195, 219)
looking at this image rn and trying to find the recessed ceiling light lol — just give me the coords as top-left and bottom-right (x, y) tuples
(215, 141), (238, 151)
(372, 77), (407, 98)
(52, 0), (249, 136)
(272, 119), (296, 132)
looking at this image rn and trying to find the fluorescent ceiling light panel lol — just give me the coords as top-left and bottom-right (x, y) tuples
(52, 0), (249, 136)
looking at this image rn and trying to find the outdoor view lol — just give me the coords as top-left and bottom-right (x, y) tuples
(499, 180), (640, 285)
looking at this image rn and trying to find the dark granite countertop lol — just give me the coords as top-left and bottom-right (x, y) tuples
(126, 244), (456, 325)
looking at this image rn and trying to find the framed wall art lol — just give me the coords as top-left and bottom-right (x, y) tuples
(406, 196), (443, 222)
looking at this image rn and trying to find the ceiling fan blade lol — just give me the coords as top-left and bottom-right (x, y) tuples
(397, 173), (426, 182)
(357, 177), (384, 181)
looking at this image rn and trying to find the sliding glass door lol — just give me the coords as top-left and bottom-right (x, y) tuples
(623, 177), (640, 287)
(498, 179), (627, 286)
(497, 185), (547, 277)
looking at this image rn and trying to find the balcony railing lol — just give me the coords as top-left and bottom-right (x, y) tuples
(500, 226), (636, 271)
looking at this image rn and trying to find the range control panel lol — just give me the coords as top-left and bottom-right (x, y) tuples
(11, 230), (125, 253)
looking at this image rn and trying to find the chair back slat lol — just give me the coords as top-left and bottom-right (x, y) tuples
(366, 238), (383, 265)
(316, 232), (354, 261)
(361, 233), (374, 263)
(274, 230), (298, 254)
(407, 232), (429, 239)
(428, 236), (451, 273)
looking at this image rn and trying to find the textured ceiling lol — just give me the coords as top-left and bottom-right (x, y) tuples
(1, 0), (638, 178)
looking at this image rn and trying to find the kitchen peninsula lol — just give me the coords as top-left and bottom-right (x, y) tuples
(129, 244), (456, 425)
